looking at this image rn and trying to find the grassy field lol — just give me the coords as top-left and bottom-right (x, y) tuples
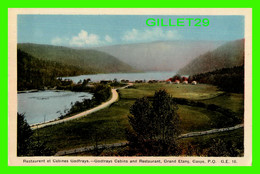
(178, 105), (212, 133)
(35, 99), (133, 151)
(34, 83), (244, 154)
(120, 83), (224, 100)
(201, 93), (244, 118)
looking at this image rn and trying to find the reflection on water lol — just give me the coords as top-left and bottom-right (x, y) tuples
(18, 90), (92, 125)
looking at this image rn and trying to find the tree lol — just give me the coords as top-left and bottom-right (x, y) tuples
(207, 138), (243, 157)
(82, 79), (89, 87)
(172, 74), (182, 82)
(77, 79), (83, 84)
(17, 113), (54, 156)
(127, 89), (180, 156)
(17, 113), (33, 156)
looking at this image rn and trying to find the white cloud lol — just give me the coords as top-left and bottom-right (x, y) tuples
(70, 30), (101, 46)
(105, 35), (113, 43)
(51, 30), (114, 47)
(122, 28), (180, 42)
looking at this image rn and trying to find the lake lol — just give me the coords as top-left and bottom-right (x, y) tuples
(18, 90), (93, 125)
(19, 72), (176, 125)
(62, 71), (176, 83)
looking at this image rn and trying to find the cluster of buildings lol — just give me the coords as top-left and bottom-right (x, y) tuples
(166, 77), (197, 85)
(119, 77), (197, 85)
(87, 76), (197, 85)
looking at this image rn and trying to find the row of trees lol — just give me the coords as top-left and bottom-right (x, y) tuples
(59, 84), (111, 119)
(189, 66), (244, 93)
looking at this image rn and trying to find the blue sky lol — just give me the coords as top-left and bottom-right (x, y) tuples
(18, 15), (244, 47)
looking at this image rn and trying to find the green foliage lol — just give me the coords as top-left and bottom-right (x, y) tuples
(190, 66), (244, 93)
(32, 84), (243, 156)
(18, 49), (86, 90)
(17, 113), (54, 156)
(59, 84), (111, 119)
(179, 128), (244, 157)
(207, 138), (243, 157)
(172, 74), (182, 82)
(109, 81), (126, 88)
(127, 90), (180, 156)
(17, 113), (33, 156)
(92, 84), (111, 103)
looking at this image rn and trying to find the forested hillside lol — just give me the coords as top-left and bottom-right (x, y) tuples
(189, 66), (244, 93)
(18, 49), (87, 90)
(18, 43), (134, 74)
(178, 39), (244, 75)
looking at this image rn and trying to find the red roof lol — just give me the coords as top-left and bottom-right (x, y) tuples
(166, 78), (173, 82)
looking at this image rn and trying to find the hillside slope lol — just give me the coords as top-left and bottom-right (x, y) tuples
(18, 49), (87, 90)
(178, 39), (244, 75)
(18, 43), (135, 74)
(95, 40), (224, 71)
(190, 66), (244, 93)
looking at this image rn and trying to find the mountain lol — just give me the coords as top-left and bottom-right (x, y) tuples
(94, 40), (224, 71)
(18, 43), (135, 74)
(178, 39), (244, 75)
(18, 49), (87, 90)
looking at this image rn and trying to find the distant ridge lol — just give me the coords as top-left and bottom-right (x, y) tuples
(94, 40), (224, 71)
(18, 43), (135, 74)
(178, 39), (244, 75)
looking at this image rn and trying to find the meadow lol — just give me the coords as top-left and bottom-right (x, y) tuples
(34, 83), (244, 154)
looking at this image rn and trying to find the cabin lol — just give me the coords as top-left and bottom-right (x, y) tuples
(166, 78), (173, 82)
(182, 76), (188, 82)
(174, 80), (180, 84)
(192, 81), (197, 85)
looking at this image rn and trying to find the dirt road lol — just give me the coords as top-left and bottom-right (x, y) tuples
(31, 83), (132, 130)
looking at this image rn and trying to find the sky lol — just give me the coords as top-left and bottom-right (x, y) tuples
(18, 15), (244, 47)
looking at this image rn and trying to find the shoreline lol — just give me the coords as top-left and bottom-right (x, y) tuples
(30, 83), (133, 130)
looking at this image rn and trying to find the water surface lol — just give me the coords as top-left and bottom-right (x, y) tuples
(62, 71), (176, 83)
(18, 90), (92, 125)
(19, 72), (176, 125)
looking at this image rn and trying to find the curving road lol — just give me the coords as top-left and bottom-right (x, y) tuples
(31, 83), (132, 130)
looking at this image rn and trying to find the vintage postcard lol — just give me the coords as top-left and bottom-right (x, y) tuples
(8, 8), (252, 166)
